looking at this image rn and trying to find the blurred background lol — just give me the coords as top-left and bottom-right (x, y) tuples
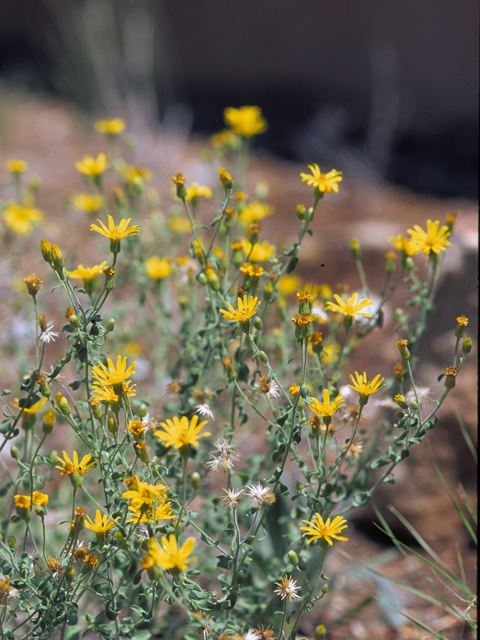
(0, 0), (478, 198)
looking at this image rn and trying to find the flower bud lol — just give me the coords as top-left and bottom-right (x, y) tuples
(42, 409), (56, 434)
(296, 204), (306, 220)
(259, 350), (268, 364)
(218, 167), (233, 190)
(106, 319), (115, 333)
(172, 173), (187, 199)
(103, 267), (116, 291)
(263, 281), (274, 301)
(90, 399), (103, 420)
(254, 317), (263, 331)
(462, 337), (472, 354)
(394, 394), (409, 410)
(69, 471), (84, 488)
(405, 256), (415, 271)
(397, 338), (410, 360)
(10, 446), (19, 460)
(55, 392), (71, 417)
(247, 223), (260, 244)
(288, 550), (299, 566)
(69, 314), (81, 330)
(198, 272), (208, 286)
(138, 404), (147, 419)
(23, 274), (43, 297)
(444, 365), (457, 390)
(350, 238), (361, 259)
(50, 244), (65, 275)
(190, 472), (201, 490)
(65, 566), (75, 585)
(8, 535), (17, 551)
(40, 239), (52, 264)
(36, 374), (51, 398)
(222, 357), (236, 381)
(136, 441), (150, 464)
(107, 414), (118, 435)
(205, 268), (220, 291)
(314, 625), (326, 640)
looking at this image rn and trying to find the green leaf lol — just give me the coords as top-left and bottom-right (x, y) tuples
(64, 625), (82, 640)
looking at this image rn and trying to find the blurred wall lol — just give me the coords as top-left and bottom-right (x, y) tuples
(162, 0), (478, 132)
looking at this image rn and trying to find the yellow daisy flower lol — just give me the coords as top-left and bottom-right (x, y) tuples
(185, 182), (212, 201)
(154, 415), (211, 449)
(94, 118), (125, 135)
(3, 203), (43, 235)
(14, 397), (47, 414)
(72, 193), (105, 213)
(91, 215), (140, 241)
(224, 106), (267, 137)
(143, 534), (196, 571)
(300, 165), (343, 193)
(300, 513), (348, 545)
(55, 451), (96, 476)
(241, 239), (276, 262)
(220, 294), (261, 323)
(145, 256), (171, 280)
(75, 153), (108, 176)
(348, 371), (385, 396)
(309, 389), (345, 418)
(239, 201), (273, 226)
(91, 355), (136, 387)
(126, 501), (174, 525)
(325, 292), (373, 320)
(6, 159), (28, 173)
(122, 475), (168, 509)
(84, 510), (119, 533)
(407, 219), (452, 255)
(69, 261), (108, 281)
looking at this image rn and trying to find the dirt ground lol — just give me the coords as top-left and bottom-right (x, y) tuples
(0, 89), (476, 639)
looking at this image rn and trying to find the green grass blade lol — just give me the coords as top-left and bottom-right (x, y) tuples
(428, 443), (477, 544)
(455, 409), (477, 464)
(456, 482), (477, 525)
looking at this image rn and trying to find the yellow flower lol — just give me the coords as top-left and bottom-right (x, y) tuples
(3, 203), (43, 235)
(72, 193), (105, 213)
(168, 216), (191, 234)
(220, 295), (261, 323)
(185, 182), (212, 201)
(224, 106), (268, 137)
(218, 167), (233, 188)
(325, 292), (373, 320)
(239, 201), (273, 226)
(6, 159), (28, 173)
(209, 128), (240, 148)
(14, 397), (47, 414)
(90, 381), (136, 403)
(289, 383), (300, 396)
(94, 118), (126, 135)
(91, 215), (140, 241)
(143, 534), (196, 571)
(126, 501), (174, 524)
(84, 510), (119, 533)
(154, 415), (211, 449)
(55, 451), (96, 476)
(121, 165), (151, 184)
(300, 165), (343, 193)
(122, 475), (168, 509)
(277, 275), (302, 298)
(91, 355), (136, 387)
(32, 491), (49, 508)
(300, 513), (348, 545)
(407, 219), (452, 255)
(241, 239), (276, 262)
(309, 389), (345, 418)
(456, 315), (468, 327)
(388, 234), (417, 256)
(145, 256), (171, 280)
(348, 371), (385, 396)
(321, 343), (340, 364)
(75, 153), (108, 176)
(14, 495), (31, 509)
(239, 263), (264, 278)
(69, 261), (108, 281)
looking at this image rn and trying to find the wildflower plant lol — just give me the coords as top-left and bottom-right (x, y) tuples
(0, 107), (474, 640)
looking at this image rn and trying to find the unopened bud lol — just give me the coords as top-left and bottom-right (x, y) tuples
(37, 374), (51, 398)
(55, 393), (71, 417)
(254, 317), (263, 331)
(462, 337), (472, 354)
(69, 314), (81, 330)
(314, 624), (326, 640)
(405, 256), (415, 271)
(263, 281), (274, 301)
(65, 566), (75, 585)
(8, 535), (17, 551)
(218, 167), (233, 190)
(190, 472), (201, 490)
(42, 409), (56, 434)
(138, 405), (147, 419)
(444, 365), (457, 390)
(397, 338), (410, 360)
(296, 204), (307, 220)
(350, 238), (361, 259)
(107, 414), (118, 435)
(50, 244), (65, 274)
(10, 446), (19, 460)
(136, 441), (150, 464)
(288, 550), (299, 566)
(394, 394), (409, 410)
(40, 239), (52, 264)
(106, 319), (115, 333)
(259, 350), (268, 364)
